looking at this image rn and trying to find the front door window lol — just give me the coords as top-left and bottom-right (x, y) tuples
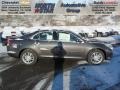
(58, 32), (79, 42)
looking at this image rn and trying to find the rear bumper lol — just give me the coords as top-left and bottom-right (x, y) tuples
(7, 46), (19, 58)
(7, 50), (19, 58)
(7, 52), (19, 58)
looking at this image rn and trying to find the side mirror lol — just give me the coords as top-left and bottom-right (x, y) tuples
(76, 39), (82, 43)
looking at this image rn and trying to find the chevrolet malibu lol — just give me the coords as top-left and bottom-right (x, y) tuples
(7, 30), (113, 65)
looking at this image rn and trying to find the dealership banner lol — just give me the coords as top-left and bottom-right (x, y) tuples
(0, 0), (120, 15)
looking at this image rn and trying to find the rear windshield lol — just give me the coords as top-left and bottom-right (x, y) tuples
(20, 31), (39, 39)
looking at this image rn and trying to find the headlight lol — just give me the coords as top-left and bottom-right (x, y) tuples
(104, 44), (113, 50)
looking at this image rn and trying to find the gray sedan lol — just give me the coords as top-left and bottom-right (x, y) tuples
(7, 30), (113, 65)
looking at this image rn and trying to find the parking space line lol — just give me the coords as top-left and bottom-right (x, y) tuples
(32, 79), (47, 90)
(63, 70), (71, 90)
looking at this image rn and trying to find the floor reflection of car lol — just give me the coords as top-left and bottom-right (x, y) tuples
(7, 30), (113, 65)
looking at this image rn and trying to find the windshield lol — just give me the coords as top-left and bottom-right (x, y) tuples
(73, 32), (86, 42)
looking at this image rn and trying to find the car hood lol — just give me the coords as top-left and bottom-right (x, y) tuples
(84, 38), (109, 44)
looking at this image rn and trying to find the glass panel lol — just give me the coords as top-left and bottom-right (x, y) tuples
(70, 34), (78, 42)
(47, 32), (53, 40)
(40, 33), (47, 40)
(33, 31), (53, 41)
(33, 33), (40, 39)
(59, 32), (70, 42)
(40, 32), (53, 41)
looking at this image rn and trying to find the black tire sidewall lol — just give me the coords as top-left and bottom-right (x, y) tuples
(87, 49), (105, 65)
(20, 49), (37, 65)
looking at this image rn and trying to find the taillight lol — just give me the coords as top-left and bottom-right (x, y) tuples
(7, 38), (12, 46)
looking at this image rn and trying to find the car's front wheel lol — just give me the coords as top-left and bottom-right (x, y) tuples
(87, 49), (105, 64)
(20, 49), (37, 65)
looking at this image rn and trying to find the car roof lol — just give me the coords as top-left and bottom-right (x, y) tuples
(36, 29), (72, 33)
(20, 30), (71, 38)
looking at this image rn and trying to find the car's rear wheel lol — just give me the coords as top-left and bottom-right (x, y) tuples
(87, 49), (105, 64)
(20, 49), (37, 65)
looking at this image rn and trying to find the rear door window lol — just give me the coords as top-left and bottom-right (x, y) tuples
(33, 31), (53, 41)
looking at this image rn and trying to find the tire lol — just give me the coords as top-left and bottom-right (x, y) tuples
(87, 49), (105, 65)
(20, 49), (38, 65)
